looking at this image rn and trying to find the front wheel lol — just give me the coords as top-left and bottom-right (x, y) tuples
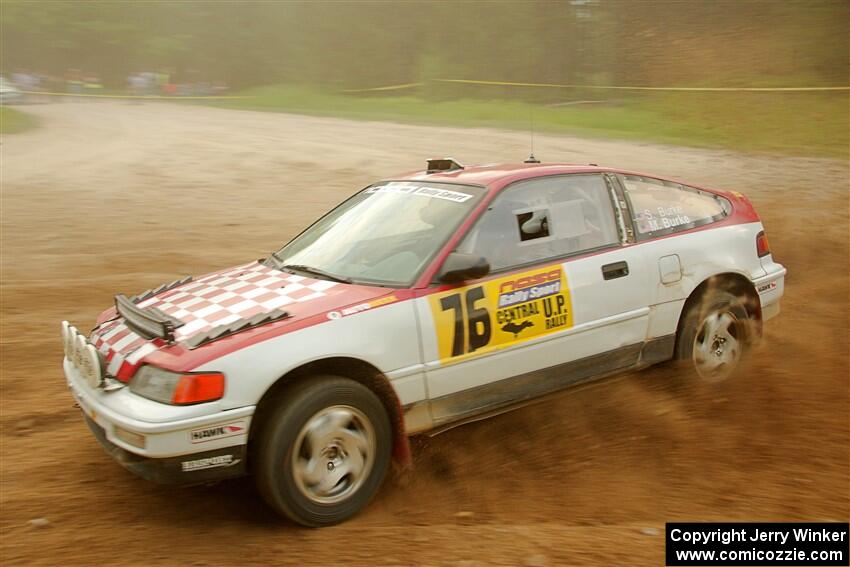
(676, 290), (752, 381)
(253, 375), (392, 526)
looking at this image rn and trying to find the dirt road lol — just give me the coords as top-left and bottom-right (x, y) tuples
(1, 102), (847, 566)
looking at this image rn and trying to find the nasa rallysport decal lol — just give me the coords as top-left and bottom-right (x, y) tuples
(429, 265), (573, 364)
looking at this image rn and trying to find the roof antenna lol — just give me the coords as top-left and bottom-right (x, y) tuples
(524, 105), (540, 164)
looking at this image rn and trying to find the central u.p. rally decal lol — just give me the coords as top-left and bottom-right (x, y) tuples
(429, 265), (574, 364)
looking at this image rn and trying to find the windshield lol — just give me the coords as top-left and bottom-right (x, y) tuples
(269, 181), (485, 287)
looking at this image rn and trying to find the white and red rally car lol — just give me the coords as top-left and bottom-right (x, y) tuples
(62, 159), (786, 526)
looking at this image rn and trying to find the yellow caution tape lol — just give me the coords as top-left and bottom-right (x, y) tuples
(21, 78), (849, 101)
(17, 90), (252, 100)
(342, 82), (424, 93)
(433, 79), (850, 92)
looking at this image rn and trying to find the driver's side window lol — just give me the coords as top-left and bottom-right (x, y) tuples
(457, 174), (620, 272)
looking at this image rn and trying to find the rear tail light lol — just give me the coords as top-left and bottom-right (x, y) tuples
(756, 231), (770, 257)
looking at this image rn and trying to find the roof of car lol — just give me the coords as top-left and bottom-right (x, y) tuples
(390, 163), (619, 189)
(386, 162), (725, 198)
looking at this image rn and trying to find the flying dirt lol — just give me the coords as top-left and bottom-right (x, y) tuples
(1, 102), (847, 566)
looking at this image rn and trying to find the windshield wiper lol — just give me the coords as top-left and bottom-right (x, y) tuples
(279, 264), (353, 284)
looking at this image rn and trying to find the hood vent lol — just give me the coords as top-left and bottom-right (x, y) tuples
(132, 275), (193, 304)
(183, 309), (291, 350)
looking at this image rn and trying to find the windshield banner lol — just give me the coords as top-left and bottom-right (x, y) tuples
(366, 184), (474, 203)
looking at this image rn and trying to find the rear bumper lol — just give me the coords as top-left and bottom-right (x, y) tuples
(753, 262), (786, 322)
(83, 413), (247, 485)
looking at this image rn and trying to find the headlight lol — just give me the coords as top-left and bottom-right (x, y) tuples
(130, 365), (225, 405)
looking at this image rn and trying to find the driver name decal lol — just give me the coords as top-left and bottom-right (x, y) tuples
(429, 265), (573, 364)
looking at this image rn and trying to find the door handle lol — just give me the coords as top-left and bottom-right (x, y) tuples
(602, 261), (629, 280)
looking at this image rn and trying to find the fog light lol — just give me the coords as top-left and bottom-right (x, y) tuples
(114, 426), (146, 449)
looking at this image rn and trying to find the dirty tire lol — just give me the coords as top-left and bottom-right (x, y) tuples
(254, 375), (392, 527)
(676, 289), (751, 382)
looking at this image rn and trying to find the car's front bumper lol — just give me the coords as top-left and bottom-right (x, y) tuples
(83, 413), (247, 484)
(65, 358), (253, 485)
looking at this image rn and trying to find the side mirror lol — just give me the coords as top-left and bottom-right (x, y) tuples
(438, 252), (490, 284)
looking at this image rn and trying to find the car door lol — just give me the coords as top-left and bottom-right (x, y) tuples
(414, 173), (652, 425)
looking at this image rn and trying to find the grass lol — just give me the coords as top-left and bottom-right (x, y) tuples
(0, 106), (39, 135)
(207, 84), (849, 158)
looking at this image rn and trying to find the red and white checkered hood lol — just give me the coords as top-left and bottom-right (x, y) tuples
(89, 261), (392, 380)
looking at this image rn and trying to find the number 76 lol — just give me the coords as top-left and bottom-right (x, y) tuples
(439, 286), (492, 357)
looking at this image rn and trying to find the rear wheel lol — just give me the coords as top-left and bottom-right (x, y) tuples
(253, 375), (391, 526)
(676, 290), (751, 381)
